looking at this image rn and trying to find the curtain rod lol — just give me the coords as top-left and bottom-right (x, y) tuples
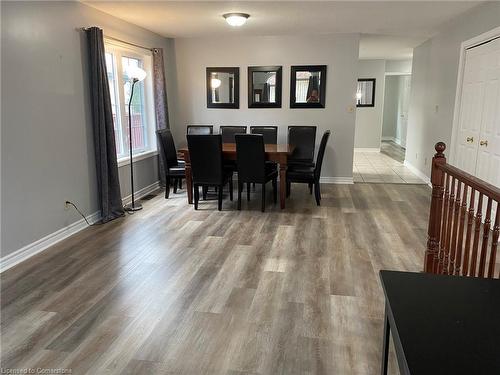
(78, 27), (155, 52)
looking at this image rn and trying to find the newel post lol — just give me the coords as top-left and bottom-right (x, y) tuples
(425, 142), (446, 273)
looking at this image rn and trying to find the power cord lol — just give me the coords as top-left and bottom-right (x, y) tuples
(65, 201), (101, 226)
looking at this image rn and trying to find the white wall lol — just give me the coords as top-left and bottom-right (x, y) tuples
(1, 1), (177, 257)
(171, 34), (360, 179)
(385, 60), (412, 75)
(354, 60), (386, 149)
(405, 2), (500, 178)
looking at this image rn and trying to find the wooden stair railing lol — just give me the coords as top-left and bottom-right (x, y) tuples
(425, 142), (500, 278)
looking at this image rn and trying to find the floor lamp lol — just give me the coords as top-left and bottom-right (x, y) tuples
(124, 66), (147, 212)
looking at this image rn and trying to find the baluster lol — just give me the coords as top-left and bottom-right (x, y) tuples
(425, 142), (446, 273)
(443, 177), (456, 274)
(462, 189), (476, 276)
(478, 197), (493, 277)
(488, 202), (499, 278)
(454, 184), (468, 275)
(470, 193), (484, 277)
(449, 181), (462, 274)
(437, 174), (450, 274)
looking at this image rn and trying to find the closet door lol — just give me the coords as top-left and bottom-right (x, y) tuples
(474, 37), (500, 188)
(455, 47), (483, 175)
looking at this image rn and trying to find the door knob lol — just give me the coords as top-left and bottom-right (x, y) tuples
(466, 137), (474, 143)
(480, 140), (488, 147)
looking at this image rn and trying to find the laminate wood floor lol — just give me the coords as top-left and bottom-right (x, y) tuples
(1, 183), (431, 375)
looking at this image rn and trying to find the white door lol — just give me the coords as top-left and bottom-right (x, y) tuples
(473, 38), (500, 188)
(455, 37), (500, 185)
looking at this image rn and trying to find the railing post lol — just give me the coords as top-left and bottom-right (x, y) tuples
(425, 142), (446, 273)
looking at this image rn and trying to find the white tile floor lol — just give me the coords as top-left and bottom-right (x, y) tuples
(353, 151), (427, 184)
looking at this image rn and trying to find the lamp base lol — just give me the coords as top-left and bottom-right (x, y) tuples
(124, 202), (143, 212)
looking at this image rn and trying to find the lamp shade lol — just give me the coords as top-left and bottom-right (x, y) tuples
(126, 66), (147, 82)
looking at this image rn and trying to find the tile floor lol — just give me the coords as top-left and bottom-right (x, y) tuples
(353, 141), (427, 184)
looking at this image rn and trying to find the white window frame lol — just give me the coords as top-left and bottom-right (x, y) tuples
(104, 38), (157, 167)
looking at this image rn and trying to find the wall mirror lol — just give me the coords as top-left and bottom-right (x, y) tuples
(206, 67), (239, 109)
(356, 78), (376, 107)
(290, 65), (327, 108)
(248, 66), (282, 108)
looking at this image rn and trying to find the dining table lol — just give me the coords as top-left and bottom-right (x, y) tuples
(178, 143), (295, 209)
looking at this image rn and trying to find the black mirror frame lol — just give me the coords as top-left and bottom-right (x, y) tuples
(290, 65), (327, 109)
(247, 66), (282, 108)
(206, 67), (240, 109)
(356, 78), (376, 108)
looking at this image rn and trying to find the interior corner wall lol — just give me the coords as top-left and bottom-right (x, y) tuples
(170, 34), (360, 179)
(405, 2), (500, 178)
(1, 1), (176, 257)
(354, 60), (386, 149)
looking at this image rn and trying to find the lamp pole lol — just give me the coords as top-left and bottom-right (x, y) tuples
(124, 78), (142, 212)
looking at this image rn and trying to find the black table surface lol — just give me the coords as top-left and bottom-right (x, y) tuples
(380, 270), (500, 375)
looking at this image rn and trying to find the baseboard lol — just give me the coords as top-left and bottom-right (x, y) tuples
(122, 181), (161, 206)
(381, 136), (396, 142)
(403, 160), (432, 187)
(0, 210), (101, 273)
(354, 147), (380, 153)
(0, 180), (161, 273)
(320, 177), (354, 184)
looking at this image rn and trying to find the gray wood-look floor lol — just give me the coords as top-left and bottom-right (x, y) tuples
(1, 183), (431, 375)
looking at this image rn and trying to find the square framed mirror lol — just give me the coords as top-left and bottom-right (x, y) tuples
(206, 67), (239, 109)
(356, 78), (376, 107)
(290, 65), (327, 108)
(248, 66), (282, 108)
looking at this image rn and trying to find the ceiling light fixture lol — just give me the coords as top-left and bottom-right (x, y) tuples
(223, 13), (250, 27)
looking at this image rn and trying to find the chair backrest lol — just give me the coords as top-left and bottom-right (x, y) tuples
(220, 126), (247, 143)
(187, 125), (213, 135)
(235, 134), (266, 183)
(314, 131), (331, 179)
(187, 134), (224, 185)
(250, 126), (278, 144)
(288, 126), (317, 162)
(156, 129), (178, 170)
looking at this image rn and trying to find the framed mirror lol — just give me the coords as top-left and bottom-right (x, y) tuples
(356, 78), (376, 107)
(206, 67), (239, 109)
(290, 65), (327, 108)
(248, 66), (282, 108)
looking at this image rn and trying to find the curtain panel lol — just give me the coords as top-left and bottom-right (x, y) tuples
(86, 27), (124, 222)
(152, 48), (170, 187)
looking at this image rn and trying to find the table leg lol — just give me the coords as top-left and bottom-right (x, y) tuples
(381, 303), (390, 375)
(185, 160), (193, 204)
(279, 159), (287, 209)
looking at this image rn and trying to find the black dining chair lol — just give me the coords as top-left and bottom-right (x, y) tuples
(220, 126), (247, 143)
(287, 126), (317, 168)
(156, 129), (185, 199)
(186, 134), (233, 211)
(250, 126), (278, 144)
(187, 125), (213, 135)
(286, 130), (330, 206)
(235, 134), (277, 212)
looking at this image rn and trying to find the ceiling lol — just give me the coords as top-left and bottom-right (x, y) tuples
(84, 1), (482, 60)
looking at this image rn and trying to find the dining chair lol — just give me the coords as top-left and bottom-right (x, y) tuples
(220, 126), (247, 143)
(286, 130), (330, 206)
(156, 129), (185, 199)
(186, 134), (233, 211)
(287, 126), (317, 168)
(187, 125), (213, 135)
(235, 134), (278, 212)
(250, 126), (278, 144)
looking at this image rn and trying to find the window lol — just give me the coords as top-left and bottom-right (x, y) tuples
(104, 40), (156, 163)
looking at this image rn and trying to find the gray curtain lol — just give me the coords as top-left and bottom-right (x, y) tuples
(152, 48), (170, 187)
(86, 27), (124, 222)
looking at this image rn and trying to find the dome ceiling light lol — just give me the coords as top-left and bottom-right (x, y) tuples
(223, 13), (250, 27)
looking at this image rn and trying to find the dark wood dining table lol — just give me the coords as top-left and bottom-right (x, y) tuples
(379, 270), (500, 375)
(178, 143), (295, 209)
